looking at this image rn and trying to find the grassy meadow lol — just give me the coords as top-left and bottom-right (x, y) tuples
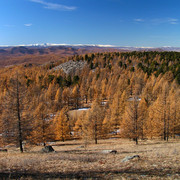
(0, 138), (180, 179)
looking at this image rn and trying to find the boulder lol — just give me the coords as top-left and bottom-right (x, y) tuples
(42, 146), (54, 153)
(102, 150), (117, 154)
(0, 148), (7, 152)
(121, 155), (140, 162)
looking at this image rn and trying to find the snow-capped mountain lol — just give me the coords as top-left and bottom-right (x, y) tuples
(0, 43), (180, 52)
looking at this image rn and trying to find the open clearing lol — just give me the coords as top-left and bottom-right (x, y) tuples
(0, 138), (180, 179)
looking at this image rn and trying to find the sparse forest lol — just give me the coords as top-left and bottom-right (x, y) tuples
(0, 51), (180, 151)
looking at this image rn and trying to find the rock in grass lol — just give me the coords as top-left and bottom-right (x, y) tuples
(121, 155), (140, 162)
(0, 148), (7, 152)
(42, 146), (54, 153)
(102, 150), (117, 154)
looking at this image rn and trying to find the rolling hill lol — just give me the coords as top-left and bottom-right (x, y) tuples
(0, 44), (180, 67)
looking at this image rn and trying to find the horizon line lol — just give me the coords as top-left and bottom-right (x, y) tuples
(0, 43), (179, 48)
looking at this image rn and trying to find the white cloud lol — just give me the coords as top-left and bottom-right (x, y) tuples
(30, 0), (76, 11)
(134, 18), (144, 22)
(151, 18), (179, 25)
(167, 18), (178, 25)
(24, 23), (33, 27)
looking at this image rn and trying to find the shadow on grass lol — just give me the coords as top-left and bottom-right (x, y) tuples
(53, 143), (82, 147)
(1, 169), (179, 179)
(138, 140), (178, 146)
(120, 150), (153, 154)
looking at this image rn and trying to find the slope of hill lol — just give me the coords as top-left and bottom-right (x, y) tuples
(0, 51), (179, 154)
(0, 44), (180, 67)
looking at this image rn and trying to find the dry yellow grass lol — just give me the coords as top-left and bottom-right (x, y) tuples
(0, 138), (180, 179)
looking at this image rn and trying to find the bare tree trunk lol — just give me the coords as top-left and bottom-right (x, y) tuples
(173, 101), (177, 139)
(61, 123), (64, 142)
(134, 101), (138, 145)
(163, 96), (167, 141)
(135, 137), (138, 145)
(163, 107), (167, 141)
(166, 104), (170, 142)
(85, 95), (88, 104)
(42, 114), (46, 146)
(94, 122), (98, 144)
(141, 119), (144, 140)
(16, 75), (23, 153)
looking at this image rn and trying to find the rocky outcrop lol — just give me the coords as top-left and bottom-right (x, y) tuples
(102, 150), (117, 154)
(121, 155), (140, 162)
(53, 60), (87, 74)
(42, 146), (55, 153)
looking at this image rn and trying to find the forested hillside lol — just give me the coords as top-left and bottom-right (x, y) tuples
(0, 51), (179, 151)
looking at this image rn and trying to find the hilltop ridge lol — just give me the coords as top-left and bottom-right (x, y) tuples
(0, 44), (180, 67)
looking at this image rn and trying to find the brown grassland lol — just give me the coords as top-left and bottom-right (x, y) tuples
(0, 138), (180, 179)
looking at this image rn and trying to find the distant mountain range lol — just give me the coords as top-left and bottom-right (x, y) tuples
(0, 43), (180, 53)
(0, 44), (180, 67)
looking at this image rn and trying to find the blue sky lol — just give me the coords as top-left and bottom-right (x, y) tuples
(0, 0), (180, 47)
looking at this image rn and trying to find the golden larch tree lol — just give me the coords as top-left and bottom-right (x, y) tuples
(54, 107), (71, 142)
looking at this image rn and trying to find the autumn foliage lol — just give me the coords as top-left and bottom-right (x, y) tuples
(0, 51), (180, 150)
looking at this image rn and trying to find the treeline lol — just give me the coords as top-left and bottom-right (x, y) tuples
(0, 51), (179, 151)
